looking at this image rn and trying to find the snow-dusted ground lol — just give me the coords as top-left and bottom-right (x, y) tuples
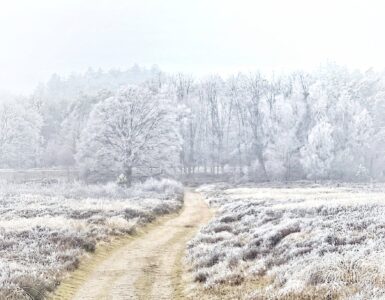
(0, 179), (183, 299)
(188, 183), (385, 299)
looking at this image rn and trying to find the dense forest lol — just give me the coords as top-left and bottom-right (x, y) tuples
(1, 64), (384, 183)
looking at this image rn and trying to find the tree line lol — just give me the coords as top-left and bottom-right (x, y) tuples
(1, 63), (384, 184)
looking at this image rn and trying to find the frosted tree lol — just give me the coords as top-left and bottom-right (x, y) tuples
(171, 74), (198, 174)
(32, 65), (159, 167)
(224, 75), (250, 175)
(304, 65), (377, 179)
(60, 90), (112, 166)
(238, 74), (269, 180)
(264, 93), (302, 180)
(301, 120), (334, 180)
(200, 76), (230, 174)
(0, 101), (43, 168)
(4, 62), (385, 182)
(76, 85), (181, 185)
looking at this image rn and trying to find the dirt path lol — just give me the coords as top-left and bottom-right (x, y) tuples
(51, 191), (212, 300)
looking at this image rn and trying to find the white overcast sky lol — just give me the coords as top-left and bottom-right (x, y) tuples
(1, 0), (385, 94)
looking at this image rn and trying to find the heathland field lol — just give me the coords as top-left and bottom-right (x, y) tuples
(0, 179), (183, 299)
(3, 181), (385, 300)
(187, 183), (385, 299)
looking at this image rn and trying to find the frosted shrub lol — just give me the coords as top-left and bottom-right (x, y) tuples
(138, 178), (184, 199)
(116, 173), (128, 186)
(355, 164), (370, 181)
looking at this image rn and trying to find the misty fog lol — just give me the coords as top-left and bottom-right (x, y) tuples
(3, 1), (385, 300)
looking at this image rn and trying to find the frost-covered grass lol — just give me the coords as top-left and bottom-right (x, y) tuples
(188, 183), (385, 299)
(0, 178), (183, 299)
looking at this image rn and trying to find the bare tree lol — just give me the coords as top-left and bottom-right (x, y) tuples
(77, 85), (181, 185)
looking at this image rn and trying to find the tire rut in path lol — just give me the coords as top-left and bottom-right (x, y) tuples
(52, 191), (212, 300)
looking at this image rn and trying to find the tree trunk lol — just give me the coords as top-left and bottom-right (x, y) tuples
(124, 165), (132, 187)
(258, 155), (268, 181)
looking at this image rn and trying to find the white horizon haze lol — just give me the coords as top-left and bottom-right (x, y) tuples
(0, 0), (385, 94)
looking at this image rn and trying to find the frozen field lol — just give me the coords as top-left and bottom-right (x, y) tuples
(0, 179), (183, 299)
(188, 183), (385, 299)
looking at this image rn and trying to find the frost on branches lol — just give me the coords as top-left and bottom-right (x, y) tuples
(76, 85), (182, 185)
(0, 101), (42, 168)
(3, 64), (385, 182)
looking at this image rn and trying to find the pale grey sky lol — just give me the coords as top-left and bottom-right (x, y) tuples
(1, 0), (385, 94)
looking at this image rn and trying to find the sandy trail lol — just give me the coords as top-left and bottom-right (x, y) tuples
(51, 191), (212, 300)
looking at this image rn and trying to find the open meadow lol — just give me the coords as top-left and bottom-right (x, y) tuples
(187, 183), (385, 299)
